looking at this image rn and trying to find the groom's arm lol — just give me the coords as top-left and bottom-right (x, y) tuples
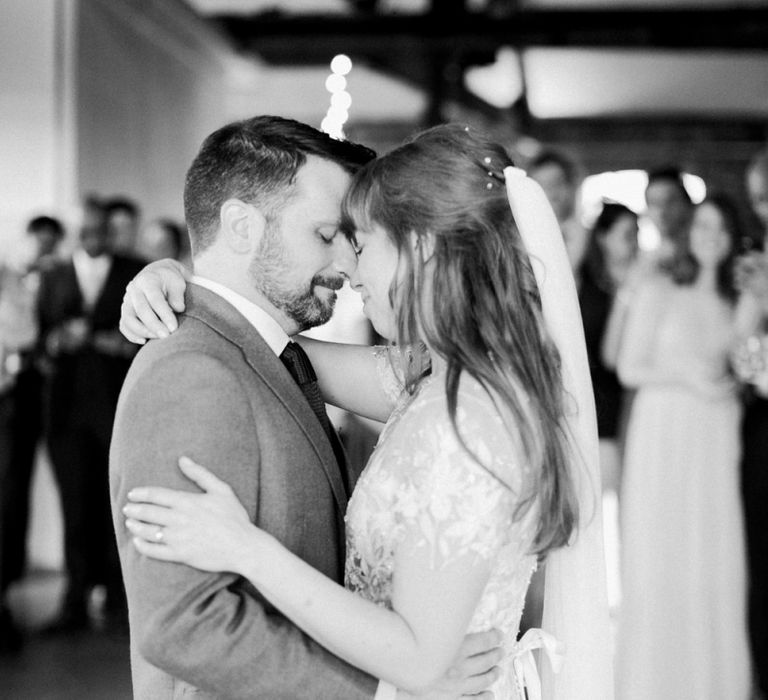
(110, 348), (378, 700)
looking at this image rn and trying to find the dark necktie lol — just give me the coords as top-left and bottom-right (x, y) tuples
(279, 341), (349, 492)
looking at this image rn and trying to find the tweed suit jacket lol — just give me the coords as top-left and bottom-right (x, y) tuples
(109, 283), (377, 700)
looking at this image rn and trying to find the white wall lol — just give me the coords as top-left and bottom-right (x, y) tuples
(0, 0), (61, 253)
(75, 0), (240, 226)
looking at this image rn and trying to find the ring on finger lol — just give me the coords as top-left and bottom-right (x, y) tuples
(154, 528), (165, 542)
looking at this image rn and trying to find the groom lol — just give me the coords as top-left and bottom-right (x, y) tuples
(110, 116), (499, 699)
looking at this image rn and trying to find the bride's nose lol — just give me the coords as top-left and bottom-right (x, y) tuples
(348, 262), (363, 292)
(333, 236), (358, 280)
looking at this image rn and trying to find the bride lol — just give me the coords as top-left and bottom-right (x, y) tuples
(119, 124), (613, 699)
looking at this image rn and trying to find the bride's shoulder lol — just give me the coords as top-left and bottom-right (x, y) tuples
(401, 373), (522, 467)
(404, 371), (510, 421)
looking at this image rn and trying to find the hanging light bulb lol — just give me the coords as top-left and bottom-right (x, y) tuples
(321, 55), (354, 139)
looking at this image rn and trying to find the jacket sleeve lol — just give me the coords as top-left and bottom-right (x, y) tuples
(110, 349), (378, 700)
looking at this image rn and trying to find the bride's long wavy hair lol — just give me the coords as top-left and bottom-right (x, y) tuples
(341, 124), (578, 557)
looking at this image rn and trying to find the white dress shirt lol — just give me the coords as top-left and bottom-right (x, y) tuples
(191, 275), (395, 700)
(72, 248), (111, 310)
(191, 276), (289, 356)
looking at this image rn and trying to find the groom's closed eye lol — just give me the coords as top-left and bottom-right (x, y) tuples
(317, 226), (341, 245)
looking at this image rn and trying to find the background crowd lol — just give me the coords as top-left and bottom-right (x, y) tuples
(0, 197), (188, 643)
(1, 145), (768, 698)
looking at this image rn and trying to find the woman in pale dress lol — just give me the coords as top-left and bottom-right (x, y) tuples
(119, 124), (612, 699)
(614, 193), (751, 700)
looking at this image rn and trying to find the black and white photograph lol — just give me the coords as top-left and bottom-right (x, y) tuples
(1, 1), (767, 698)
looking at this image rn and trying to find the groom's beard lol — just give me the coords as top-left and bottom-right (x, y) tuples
(249, 225), (342, 331)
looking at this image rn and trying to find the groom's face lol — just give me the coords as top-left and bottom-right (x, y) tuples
(248, 155), (357, 333)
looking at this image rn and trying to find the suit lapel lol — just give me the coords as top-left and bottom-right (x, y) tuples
(183, 284), (349, 514)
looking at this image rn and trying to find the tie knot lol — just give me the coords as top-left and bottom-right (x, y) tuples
(280, 341), (317, 386)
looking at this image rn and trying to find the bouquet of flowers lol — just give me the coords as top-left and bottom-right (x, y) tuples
(732, 333), (768, 397)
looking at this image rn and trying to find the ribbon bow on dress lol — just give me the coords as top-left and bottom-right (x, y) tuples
(510, 628), (565, 700)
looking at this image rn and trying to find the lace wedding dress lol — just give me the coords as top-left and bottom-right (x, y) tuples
(344, 349), (540, 698)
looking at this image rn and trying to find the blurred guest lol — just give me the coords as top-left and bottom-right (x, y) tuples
(731, 146), (768, 696)
(0, 374), (16, 653)
(615, 194), (751, 700)
(601, 166), (695, 374)
(529, 148), (588, 271)
(104, 196), (143, 260)
(0, 215), (65, 651)
(137, 217), (187, 263)
(38, 202), (144, 632)
(576, 202), (639, 491)
(1, 217), (65, 590)
(643, 164), (694, 270)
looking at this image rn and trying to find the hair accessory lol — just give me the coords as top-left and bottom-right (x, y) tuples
(483, 157), (507, 189)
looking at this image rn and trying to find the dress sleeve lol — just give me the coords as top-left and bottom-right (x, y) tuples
(388, 389), (524, 571)
(372, 345), (405, 406)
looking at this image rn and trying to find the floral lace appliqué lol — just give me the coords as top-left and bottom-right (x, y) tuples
(344, 373), (538, 699)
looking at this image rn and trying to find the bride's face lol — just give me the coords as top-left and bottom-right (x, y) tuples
(349, 223), (399, 340)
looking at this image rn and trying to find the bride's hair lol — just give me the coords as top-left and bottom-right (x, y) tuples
(342, 123), (578, 557)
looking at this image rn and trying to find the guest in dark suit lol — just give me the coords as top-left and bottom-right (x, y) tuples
(38, 202), (144, 631)
(0, 215), (66, 651)
(1, 216), (65, 591)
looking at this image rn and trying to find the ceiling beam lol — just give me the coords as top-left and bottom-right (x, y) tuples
(207, 6), (768, 127)
(212, 8), (768, 57)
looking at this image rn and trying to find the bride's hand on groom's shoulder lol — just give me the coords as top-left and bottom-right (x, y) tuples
(123, 456), (256, 575)
(397, 629), (502, 700)
(120, 258), (190, 345)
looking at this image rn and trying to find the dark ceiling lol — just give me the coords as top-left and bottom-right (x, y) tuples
(200, 2), (768, 124)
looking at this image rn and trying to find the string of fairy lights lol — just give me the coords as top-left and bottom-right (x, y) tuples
(321, 54), (353, 140)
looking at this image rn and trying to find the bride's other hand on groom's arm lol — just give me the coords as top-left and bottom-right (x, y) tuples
(120, 257), (190, 345)
(398, 629), (502, 700)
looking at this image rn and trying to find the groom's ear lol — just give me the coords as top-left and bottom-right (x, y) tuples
(219, 198), (266, 255)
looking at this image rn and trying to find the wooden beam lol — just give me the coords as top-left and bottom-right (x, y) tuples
(212, 8), (768, 57)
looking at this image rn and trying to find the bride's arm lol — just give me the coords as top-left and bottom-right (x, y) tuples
(119, 258), (191, 343)
(295, 336), (399, 422)
(119, 261), (397, 421)
(125, 458), (492, 694)
(243, 523), (490, 692)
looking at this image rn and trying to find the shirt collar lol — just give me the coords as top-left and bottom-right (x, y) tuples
(72, 247), (111, 270)
(191, 275), (290, 357)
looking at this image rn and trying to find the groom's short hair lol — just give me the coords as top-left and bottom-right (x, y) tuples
(183, 115), (376, 256)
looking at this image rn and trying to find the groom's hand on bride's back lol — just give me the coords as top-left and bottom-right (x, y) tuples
(397, 629), (503, 700)
(120, 258), (190, 345)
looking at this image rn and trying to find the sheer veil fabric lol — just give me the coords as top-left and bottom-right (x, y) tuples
(503, 166), (615, 700)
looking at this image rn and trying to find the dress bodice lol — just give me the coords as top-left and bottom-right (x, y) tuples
(650, 283), (735, 383)
(344, 349), (539, 697)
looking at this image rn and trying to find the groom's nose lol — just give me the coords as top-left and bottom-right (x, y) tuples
(332, 236), (358, 280)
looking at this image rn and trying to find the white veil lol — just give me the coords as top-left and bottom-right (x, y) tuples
(503, 167), (615, 700)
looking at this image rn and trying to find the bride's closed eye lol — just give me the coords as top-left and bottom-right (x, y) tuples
(347, 232), (363, 257)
